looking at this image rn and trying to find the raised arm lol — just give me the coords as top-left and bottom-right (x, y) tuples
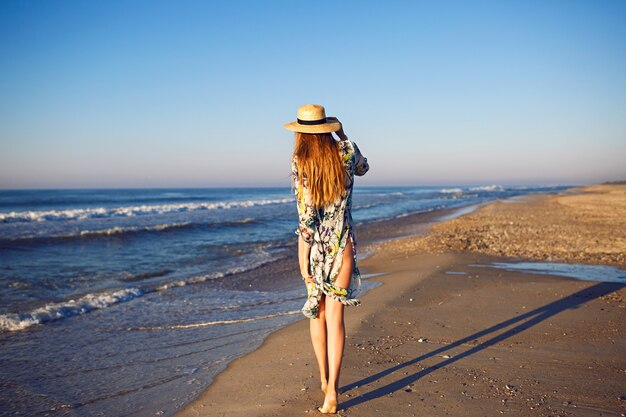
(352, 141), (369, 176)
(328, 117), (369, 176)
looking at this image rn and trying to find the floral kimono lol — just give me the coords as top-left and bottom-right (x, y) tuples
(292, 139), (369, 319)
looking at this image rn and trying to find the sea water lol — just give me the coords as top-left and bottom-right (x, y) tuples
(0, 185), (570, 416)
(484, 262), (626, 283)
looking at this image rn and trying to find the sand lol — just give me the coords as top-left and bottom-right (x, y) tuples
(381, 184), (626, 268)
(175, 185), (626, 417)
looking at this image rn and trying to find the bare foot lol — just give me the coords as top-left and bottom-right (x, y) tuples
(318, 391), (338, 414)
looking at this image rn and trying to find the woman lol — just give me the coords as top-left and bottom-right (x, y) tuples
(285, 104), (369, 414)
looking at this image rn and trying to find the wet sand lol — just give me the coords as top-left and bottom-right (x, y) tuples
(175, 185), (626, 417)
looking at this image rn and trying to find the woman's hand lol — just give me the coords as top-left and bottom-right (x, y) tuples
(327, 117), (348, 140)
(302, 273), (315, 284)
(298, 235), (314, 284)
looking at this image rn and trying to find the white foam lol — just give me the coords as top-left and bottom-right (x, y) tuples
(0, 288), (145, 332)
(153, 272), (220, 291)
(5, 218), (259, 241)
(353, 202), (383, 210)
(77, 222), (191, 237)
(0, 198), (293, 223)
(0, 258), (280, 332)
(468, 185), (504, 192)
(439, 188), (463, 194)
(129, 310), (301, 331)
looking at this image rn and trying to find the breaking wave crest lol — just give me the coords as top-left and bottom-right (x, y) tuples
(78, 222), (192, 237)
(0, 288), (146, 332)
(0, 198), (293, 223)
(1, 218), (258, 243)
(77, 218), (255, 238)
(469, 185), (504, 192)
(439, 188), (463, 194)
(0, 262), (277, 333)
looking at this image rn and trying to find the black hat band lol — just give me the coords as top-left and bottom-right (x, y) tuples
(297, 118), (327, 125)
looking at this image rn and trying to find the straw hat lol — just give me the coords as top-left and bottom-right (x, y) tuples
(284, 104), (341, 134)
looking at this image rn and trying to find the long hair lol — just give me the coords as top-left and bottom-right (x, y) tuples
(293, 132), (346, 208)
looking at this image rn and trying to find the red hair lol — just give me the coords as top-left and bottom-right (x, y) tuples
(293, 132), (346, 208)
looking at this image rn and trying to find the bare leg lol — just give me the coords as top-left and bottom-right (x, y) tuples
(321, 237), (354, 411)
(309, 296), (328, 393)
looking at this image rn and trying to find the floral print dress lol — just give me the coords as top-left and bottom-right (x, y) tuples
(292, 139), (369, 319)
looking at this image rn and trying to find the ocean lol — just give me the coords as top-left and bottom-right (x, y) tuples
(0, 185), (571, 416)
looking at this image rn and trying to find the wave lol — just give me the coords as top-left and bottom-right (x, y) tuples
(128, 310), (301, 331)
(0, 287), (146, 332)
(353, 201), (387, 210)
(439, 188), (464, 194)
(0, 218), (259, 243)
(209, 295), (305, 312)
(0, 257), (282, 333)
(79, 222), (192, 237)
(75, 218), (255, 239)
(0, 198), (293, 223)
(119, 269), (174, 282)
(468, 185), (504, 192)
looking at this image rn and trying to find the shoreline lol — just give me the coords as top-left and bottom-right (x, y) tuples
(386, 184), (626, 268)
(175, 185), (626, 416)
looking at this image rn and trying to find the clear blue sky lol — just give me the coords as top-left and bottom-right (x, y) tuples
(1, 0), (625, 188)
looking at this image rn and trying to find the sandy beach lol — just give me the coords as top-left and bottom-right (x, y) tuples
(176, 185), (626, 417)
(383, 184), (626, 268)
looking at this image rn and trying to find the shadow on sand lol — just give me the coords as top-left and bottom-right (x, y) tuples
(339, 281), (625, 411)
